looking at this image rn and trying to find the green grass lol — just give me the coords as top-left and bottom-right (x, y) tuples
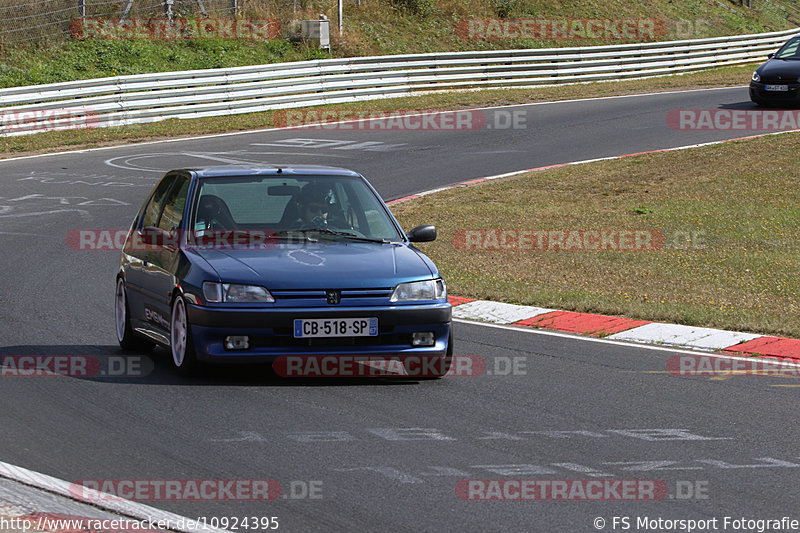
(0, 39), (328, 88)
(0, 0), (796, 87)
(334, 0), (799, 56)
(391, 133), (800, 338)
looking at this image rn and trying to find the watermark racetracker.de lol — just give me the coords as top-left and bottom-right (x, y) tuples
(66, 229), (282, 252)
(666, 355), (800, 379)
(667, 109), (800, 131)
(456, 479), (709, 501)
(68, 479), (322, 503)
(456, 18), (666, 41)
(0, 354), (152, 378)
(455, 18), (711, 41)
(273, 109), (528, 131)
(0, 109), (99, 135)
(451, 229), (708, 251)
(69, 18), (281, 40)
(65, 225), (710, 254)
(272, 354), (527, 378)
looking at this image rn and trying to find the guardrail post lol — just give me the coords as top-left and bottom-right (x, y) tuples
(121, 0), (134, 20)
(338, 0), (343, 36)
(78, 0), (85, 19)
(164, 0), (174, 21)
(231, 0), (237, 15)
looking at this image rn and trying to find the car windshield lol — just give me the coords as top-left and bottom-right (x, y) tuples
(191, 174), (404, 242)
(774, 38), (800, 59)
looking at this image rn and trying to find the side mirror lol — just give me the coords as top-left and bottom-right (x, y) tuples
(768, 52), (775, 59)
(407, 224), (436, 242)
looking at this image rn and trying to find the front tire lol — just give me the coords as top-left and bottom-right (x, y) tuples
(170, 295), (198, 375)
(115, 278), (153, 351)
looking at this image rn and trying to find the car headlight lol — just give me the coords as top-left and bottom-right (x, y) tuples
(752, 71), (761, 82)
(390, 279), (446, 302)
(203, 282), (274, 303)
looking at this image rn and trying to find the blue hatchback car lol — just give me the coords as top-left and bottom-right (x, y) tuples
(114, 166), (452, 377)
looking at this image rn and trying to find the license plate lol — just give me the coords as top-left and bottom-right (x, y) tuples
(293, 317), (378, 338)
(766, 84), (789, 91)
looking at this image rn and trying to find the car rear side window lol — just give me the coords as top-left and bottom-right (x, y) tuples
(157, 176), (190, 232)
(140, 175), (177, 229)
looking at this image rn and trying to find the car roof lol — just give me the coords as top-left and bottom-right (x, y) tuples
(184, 165), (363, 179)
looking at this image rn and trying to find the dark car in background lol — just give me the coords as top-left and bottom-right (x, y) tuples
(750, 34), (800, 106)
(114, 165), (452, 377)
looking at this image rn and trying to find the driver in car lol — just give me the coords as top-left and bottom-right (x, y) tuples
(295, 184), (331, 227)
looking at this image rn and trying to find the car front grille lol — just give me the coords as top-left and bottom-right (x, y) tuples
(759, 76), (796, 84)
(270, 288), (394, 305)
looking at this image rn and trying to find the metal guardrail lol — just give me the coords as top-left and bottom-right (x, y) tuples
(1, 27), (797, 136)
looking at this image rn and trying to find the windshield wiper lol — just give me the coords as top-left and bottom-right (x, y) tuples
(281, 228), (393, 243)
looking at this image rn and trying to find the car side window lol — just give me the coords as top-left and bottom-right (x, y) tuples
(777, 39), (800, 59)
(157, 175), (190, 232)
(140, 175), (177, 229)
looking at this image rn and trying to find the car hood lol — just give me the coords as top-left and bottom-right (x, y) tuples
(193, 242), (436, 289)
(758, 60), (800, 79)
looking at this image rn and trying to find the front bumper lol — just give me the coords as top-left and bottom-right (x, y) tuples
(185, 302), (452, 362)
(750, 81), (800, 105)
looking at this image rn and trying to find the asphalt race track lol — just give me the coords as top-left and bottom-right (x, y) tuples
(1, 87), (798, 532)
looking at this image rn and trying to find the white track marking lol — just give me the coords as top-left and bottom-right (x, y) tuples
(608, 323), (762, 350)
(454, 318), (800, 367)
(0, 460), (228, 533)
(452, 300), (553, 323)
